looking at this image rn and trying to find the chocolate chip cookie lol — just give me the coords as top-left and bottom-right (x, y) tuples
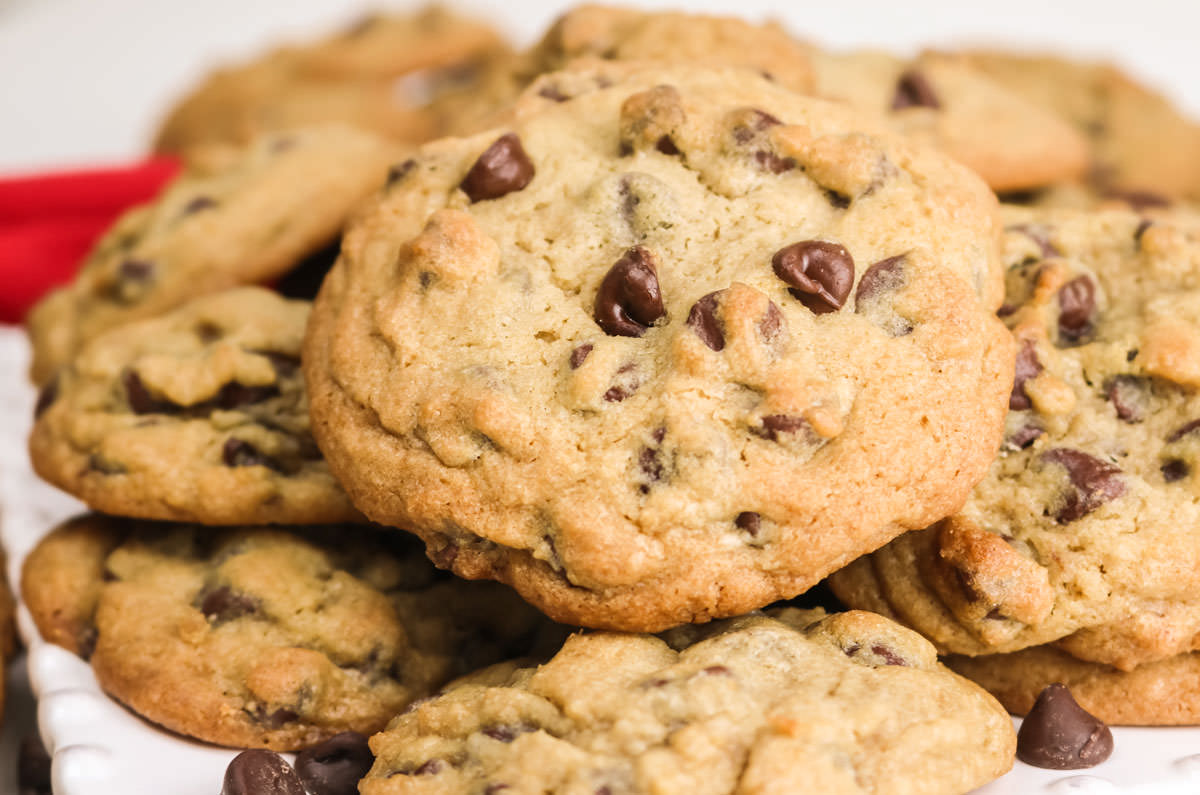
(30, 288), (360, 525)
(806, 49), (1091, 192)
(948, 645), (1200, 726)
(362, 608), (1015, 794)
(27, 124), (397, 384)
(962, 50), (1200, 200)
(20, 513), (560, 750)
(305, 63), (1014, 631)
(153, 6), (505, 155)
(831, 206), (1200, 667)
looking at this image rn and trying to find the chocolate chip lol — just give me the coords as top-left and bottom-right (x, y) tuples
(637, 445), (664, 493)
(891, 69), (940, 110)
(123, 370), (173, 414)
(731, 109), (781, 144)
(1006, 223), (1061, 258)
(603, 364), (640, 402)
(460, 133), (535, 203)
(295, 732), (373, 795)
(655, 135), (680, 155)
(430, 544), (458, 570)
(118, 259), (155, 284)
(260, 352), (301, 377)
(1057, 276), (1095, 343)
(569, 343), (593, 369)
(482, 724), (534, 743)
(197, 585), (259, 624)
(254, 707), (300, 729)
(1167, 419), (1200, 443)
(483, 785), (510, 794)
(870, 644), (907, 666)
(216, 382), (280, 410)
(181, 196), (217, 215)
(1010, 340), (1043, 411)
(701, 665), (732, 676)
(772, 241), (854, 314)
(756, 414), (809, 441)
(753, 150), (796, 174)
(385, 159), (416, 187)
(735, 511), (761, 536)
(221, 749), (305, 795)
(824, 189), (851, 209)
(1041, 448), (1125, 523)
(854, 255), (906, 305)
(1162, 459), (1190, 482)
(594, 246), (665, 337)
(18, 735), (52, 795)
(686, 292), (725, 351)
(1134, 218), (1153, 245)
(759, 301), (785, 342)
(412, 759), (444, 776)
(77, 625), (98, 660)
(1007, 424), (1044, 450)
(1106, 375), (1146, 422)
(34, 374), (59, 418)
(1103, 188), (1170, 211)
(537, 84), (570, 102)
(1016, 683), (1113, 769)
(222, 438), (282, 472)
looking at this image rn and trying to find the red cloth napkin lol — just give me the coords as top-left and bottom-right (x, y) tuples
(0, 158), (179, 324)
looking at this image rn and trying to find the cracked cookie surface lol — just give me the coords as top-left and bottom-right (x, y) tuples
(30, 287), (360, 525)
(26, 124), (396, 384)
(20, 513), (559, 750)
(306, 64), (1013, 631)
(831, 206), (1200, 668)
(362, 608), (1015, 795)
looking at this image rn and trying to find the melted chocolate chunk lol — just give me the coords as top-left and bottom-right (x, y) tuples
(295, 732), (374, 795)
(1057, 276), (1096, 343)
(1041, 448), (1125, 523)
(594, 246), (665, 337)
(772, 241), (854, 314)
(222, 438), (283, 472)
(460, 133), (535, 202)
(1162, 459), (1190, 483)
(197, 585), (259, 624)
(221, 749), (305, 795)
(686, 292), (725, 351)
(735, 511), (761, 537)
(1106, 375), (1146, 423)
(1010, 340), (1043, 411)
(569, 343), (593, 369)
(891, 69), (940, 110)
(1016, 683), (1113, 769)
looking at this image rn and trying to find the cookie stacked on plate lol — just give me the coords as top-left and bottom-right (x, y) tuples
(22, 3), (1200, 793)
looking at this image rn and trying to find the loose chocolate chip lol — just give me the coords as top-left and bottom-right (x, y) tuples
(1162, 459), (1190, 482)
(1104, 188), (1170, 211)
(1010, 340), (1043, 411)
(222, 438), (282, 471)
(756, 414), (808, 441)
(123, 370), (173, 414)
(891, 69), (940, 110)
(385, 159), (416, 187)
(870, 644), (907, 666)
(1057, 276), (1095, 343)
(295, 732), (374, 795)
(34, 374), (59, 418)
(460, 133), (535, 202)
(1041, 448), (1125, 523)
(1016, 683), (1113, 769)
(772, 241), (854, 314)
(216, 382), (280, 410)
(181, 196), (217, 215)
(686, 292), (725, 351)
(18, 735), (53, 795)
(1007, 424), (1044, 450)
(735, 511), (761, 537)
(594, 246), (665, 337)
(198, 585), (259, 624)
(1106, 375), (1146, 422)
(1006, 223), (1061, 258)
(569, 343), (593, 369)
(1167, 419), (1200, 443)
(222, 749), (305, 795)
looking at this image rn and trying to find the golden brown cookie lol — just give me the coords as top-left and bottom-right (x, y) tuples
(305, 63), (1013, 632)
(20, 514), (561, 750)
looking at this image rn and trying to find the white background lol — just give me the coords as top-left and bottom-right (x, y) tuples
(1, 0), (1200, 174)
(3, 2), (1200, 794)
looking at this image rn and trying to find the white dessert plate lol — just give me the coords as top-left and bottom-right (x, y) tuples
(2, 325), (1198, 794)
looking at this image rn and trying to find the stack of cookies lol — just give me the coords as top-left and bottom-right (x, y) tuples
(16, 4), (1200, 794)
